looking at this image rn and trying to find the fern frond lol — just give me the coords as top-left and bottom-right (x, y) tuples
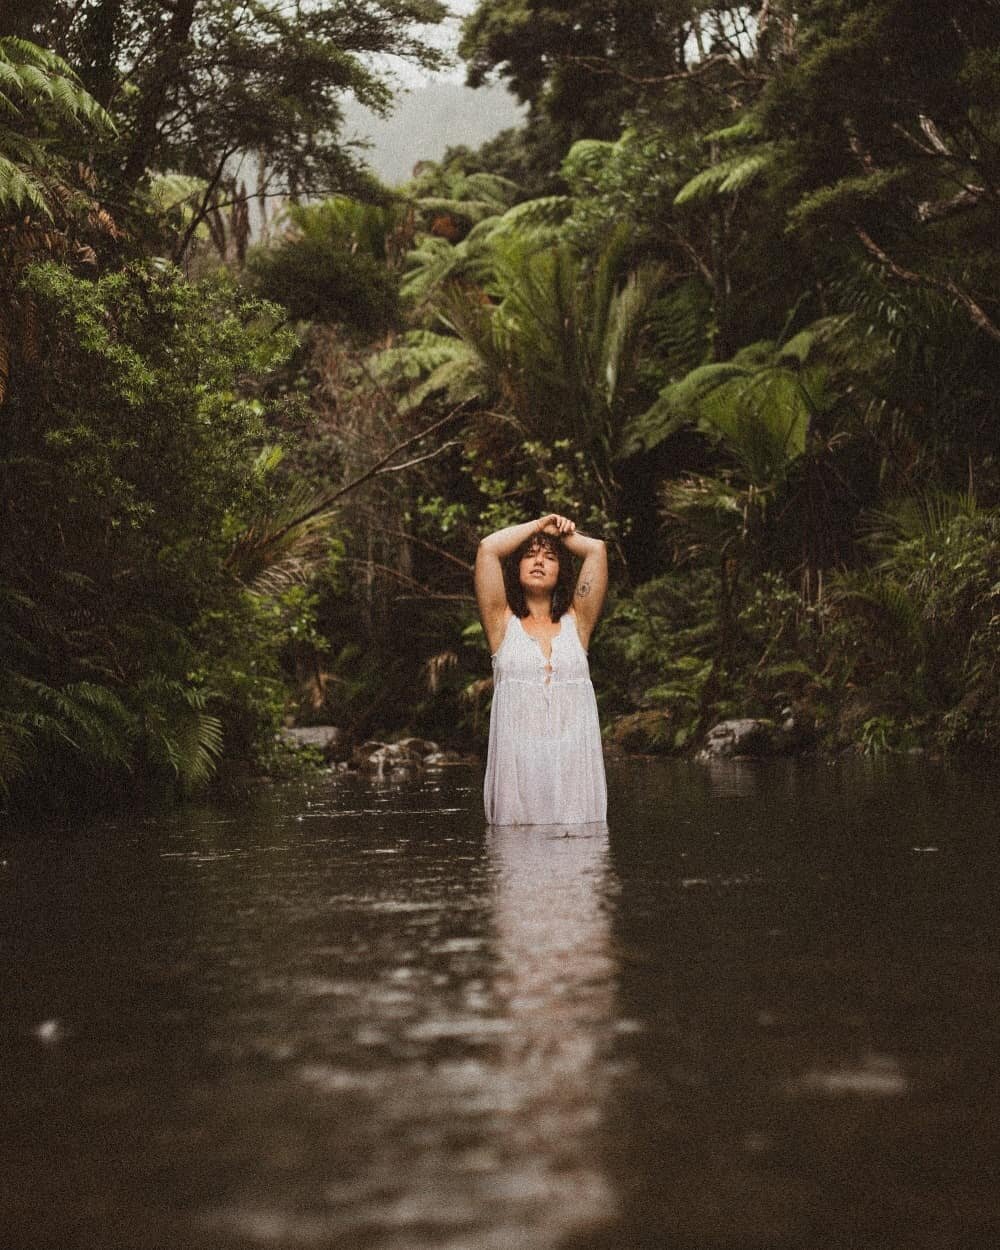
(702, 115), (763, 145)
(561, 138), (615, 184)
(462, 172), (520, 205)
(674, 145), (776, 206)
(489, 195), (572, 237)
(371, 328), (470, 384)
(401, 347), (486, 412)
(0, 154), (51, 216)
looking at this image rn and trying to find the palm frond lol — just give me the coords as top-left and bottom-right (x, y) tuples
(861, 490), (981, 557)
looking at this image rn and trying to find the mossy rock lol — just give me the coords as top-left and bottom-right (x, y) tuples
(607, 710), (675, 754)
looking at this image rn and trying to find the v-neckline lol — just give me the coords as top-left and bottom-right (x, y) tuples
(517, 614), (564, 662)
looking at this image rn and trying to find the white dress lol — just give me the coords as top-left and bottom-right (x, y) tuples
(484, 611), (607, 826)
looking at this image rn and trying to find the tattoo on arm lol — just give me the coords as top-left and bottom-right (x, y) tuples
(575, 580), (591, 598)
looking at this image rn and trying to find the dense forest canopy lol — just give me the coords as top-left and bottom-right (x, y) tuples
(3, 0), (1000, 816)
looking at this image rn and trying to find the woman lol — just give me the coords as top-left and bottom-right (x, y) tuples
(475, 512), (608, 825)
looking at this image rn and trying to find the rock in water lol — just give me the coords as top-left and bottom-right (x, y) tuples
(697, 718), (776, 760)
(279, 726), (354, 762)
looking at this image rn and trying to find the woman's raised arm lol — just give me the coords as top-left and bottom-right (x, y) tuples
(475, 514), (574, 652)
(561, 530), (608, 650)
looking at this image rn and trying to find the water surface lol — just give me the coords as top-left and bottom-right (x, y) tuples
(2, 757), (999, 1249)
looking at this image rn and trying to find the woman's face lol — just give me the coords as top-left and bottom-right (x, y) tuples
(518, 540), (560, 593)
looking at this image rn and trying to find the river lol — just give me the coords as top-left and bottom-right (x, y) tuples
(2, 756), (999, 1249)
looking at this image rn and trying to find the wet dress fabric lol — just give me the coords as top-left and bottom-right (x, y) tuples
(484, 611), (607, 826)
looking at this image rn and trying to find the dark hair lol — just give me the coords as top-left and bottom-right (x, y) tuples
(502, 532), (575, 622)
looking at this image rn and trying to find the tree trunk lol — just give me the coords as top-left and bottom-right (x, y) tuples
(78, 0), (126, 109)
(120, 0), (199, 190)
(0, 1), (48, 37)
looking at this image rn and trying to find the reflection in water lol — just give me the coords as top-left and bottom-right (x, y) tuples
(486, 823), (617, 1241)
(5, 760), (1000, 1249)
(701, 757), (761, 799)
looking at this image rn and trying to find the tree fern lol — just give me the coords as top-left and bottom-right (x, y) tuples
(0, 674), (134, 795)
(226, 449), (343, 594)
(703, 116), (763, 145)
(861, 490), (980, 554)
(371, 328), (487, 410)
(830, 569), (927, 656)
(561, 139), (616, 186)
(661, 473), (746, 564)
(462, 172), (520, 204)
(401, 224), (501, 310)
(403, 348), (486, 411)
(0, 155), (49, 215)
(372, 328), (469, 383)
(0, 37), (116, 219)
(674, 145), (777, 207)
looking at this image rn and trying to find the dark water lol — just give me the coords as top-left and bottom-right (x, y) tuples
(2, 757), (999, 1250)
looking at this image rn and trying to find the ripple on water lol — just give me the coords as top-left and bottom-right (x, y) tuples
(5, 756), (1000, 1250)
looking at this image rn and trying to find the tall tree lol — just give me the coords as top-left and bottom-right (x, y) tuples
(2, 1), (448, 250)
(761, 0), (1000, 346)
(459, 2), (779, 147)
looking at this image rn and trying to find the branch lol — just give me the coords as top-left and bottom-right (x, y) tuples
(890, 121), (996, 203)
(172, 146), (235, 262)
(343, 559), (473, 602)
(257, 406), (469, 542)
(558, 52), (767, 88)
(374, 439), (460, 475)
(854, 227), (1000, 344)
(379, 525), (474, 574)
(120, 0), (198, 189)
(668, 224), (715, 286)
(916, 186), (984, 222)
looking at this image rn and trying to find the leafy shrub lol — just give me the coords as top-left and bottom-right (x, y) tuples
(0, 260), (300, 814)
(831, 503), (1000, 751)
(244, 199), (402, 334)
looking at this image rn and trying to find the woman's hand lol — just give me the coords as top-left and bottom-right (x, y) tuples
(538, 513), (576, 536)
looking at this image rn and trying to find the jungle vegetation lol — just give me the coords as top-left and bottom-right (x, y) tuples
(3, 1), (1000, 815)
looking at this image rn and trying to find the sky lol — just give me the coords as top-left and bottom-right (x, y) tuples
(376, 0), (480, 88)
(344, 0), (525, 184)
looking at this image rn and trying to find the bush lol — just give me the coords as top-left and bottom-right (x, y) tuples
(0, 260), (300, 814)
(244, 199), (402, 335)
(831, 505), (1000, 752)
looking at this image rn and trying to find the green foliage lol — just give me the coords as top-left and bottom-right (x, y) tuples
(466, 439), (621, 546)
(0, 259), (305, 812)
(598, 567), (827, 751)
(371, 328), (485, 411)
(442, 228), (661, 508)
(9, 0), (1000, 779)
(674, 145), (778, 207)
(787, 167), (910, 233)
(598, 569), (719, 722)
(397, 155), (568, 317)
(406, 167), (521, 228)
(830, 502), (1000, 750)
(245, 198), (403, 334)
(630, 334), (835, 479)
(0, 36), (116, 218)
(23, 1), (449, 204)
(459, 0), (707, 146)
